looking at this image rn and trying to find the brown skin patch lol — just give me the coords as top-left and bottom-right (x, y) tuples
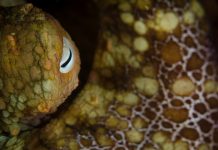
(7, 35), (19, 55)
(155, 30), (168, 41)
(160, 41), (182, 64)
(194, 103), (207, 114)
(144, 108), (156, 120)
(163, 108), (189, 123)
(162, 121), (173, 129)
(168, 71), (179, 83)
(185, 36), (197, 48)
(206, 97), (218, 109)
(180, 127), (199, 141)
(214, 128), (218, 143)
(171, 99), (184, 107)
(174, 25), (182, 39)
(198, 119), (213, 133)
(187, 53), (204, 70)
(211, 112), (218, 122)
(206, 65), (214, 76)
(192, 72), (202, 81)
(80, 138), (92, 147)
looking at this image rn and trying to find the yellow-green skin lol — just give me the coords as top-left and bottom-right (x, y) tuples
(1, 0), (218, 150)
(0, 4), (80, 136)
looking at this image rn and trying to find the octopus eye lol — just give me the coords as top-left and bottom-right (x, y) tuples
(60, 37), (74, 73)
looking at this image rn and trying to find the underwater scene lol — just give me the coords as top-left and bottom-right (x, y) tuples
(0, 0), (218, 149)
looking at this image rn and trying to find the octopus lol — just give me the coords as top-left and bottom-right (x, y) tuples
(0, 0), (218, 150)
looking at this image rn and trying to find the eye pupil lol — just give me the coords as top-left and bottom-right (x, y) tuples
(60, 37), (74, 73)
(61, 48), (72, 68)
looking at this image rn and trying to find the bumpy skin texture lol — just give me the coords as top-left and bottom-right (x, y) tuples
(1, 0), (218, 150)
(0, 4), (80, 136)
(21, 0), (218, 150)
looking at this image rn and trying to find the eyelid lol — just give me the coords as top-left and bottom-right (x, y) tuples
(59, 37), (74, 73)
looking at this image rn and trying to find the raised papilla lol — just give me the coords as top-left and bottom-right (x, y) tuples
(0, 0), (218, 150)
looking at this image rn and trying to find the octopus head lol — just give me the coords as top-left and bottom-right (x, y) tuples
(0, 3), (80, 134)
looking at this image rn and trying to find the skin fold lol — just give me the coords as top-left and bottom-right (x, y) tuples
(0, 0), (218, 150)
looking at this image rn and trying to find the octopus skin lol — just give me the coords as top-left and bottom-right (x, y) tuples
(1, 0), (218, 150)
(0, 4), (80, 136)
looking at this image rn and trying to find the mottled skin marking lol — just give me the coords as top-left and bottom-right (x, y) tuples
(0, 4), (80, 136)
(0, 0), (218, 150)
